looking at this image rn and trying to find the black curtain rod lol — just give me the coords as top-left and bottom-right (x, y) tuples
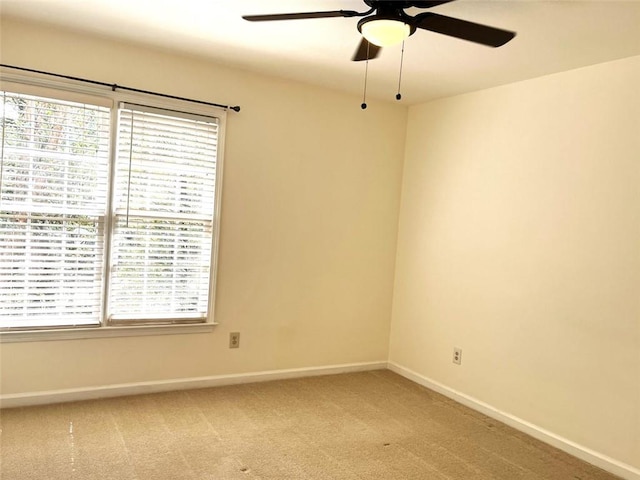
(0, 64), (241, 112)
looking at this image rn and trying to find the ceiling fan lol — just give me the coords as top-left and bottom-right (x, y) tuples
(242, 1), (516, 62)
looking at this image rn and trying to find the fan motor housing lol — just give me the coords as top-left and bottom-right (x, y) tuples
(364, 0), (445, 9)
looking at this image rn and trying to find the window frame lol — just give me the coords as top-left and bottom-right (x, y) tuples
(0, 71), (226, 342)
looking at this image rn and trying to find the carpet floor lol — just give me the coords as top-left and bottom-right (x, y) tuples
(0, 370), (620, 479)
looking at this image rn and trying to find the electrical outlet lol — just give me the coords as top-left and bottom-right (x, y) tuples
(453, 347), (462, 365)
(229, 332), (240, 349)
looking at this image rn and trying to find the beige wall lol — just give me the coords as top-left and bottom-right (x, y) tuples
(390, 56), (640, 468)
(0, 18), (407, 393)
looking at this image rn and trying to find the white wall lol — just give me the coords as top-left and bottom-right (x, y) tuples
(0, 18), (407, 393)
(390, 56), (640, 470)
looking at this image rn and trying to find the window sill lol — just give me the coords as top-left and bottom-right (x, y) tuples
(0, 323), (217, 343)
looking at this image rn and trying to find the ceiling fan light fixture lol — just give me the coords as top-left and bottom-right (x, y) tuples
(359, 18), (410, 47)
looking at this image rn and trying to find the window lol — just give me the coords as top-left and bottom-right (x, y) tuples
(0, 81), (225, 334)
(109, 104), (218, 324)
(0, 91), (110, 329)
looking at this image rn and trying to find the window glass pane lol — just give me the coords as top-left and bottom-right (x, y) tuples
(0, 92), (110, 329)
(109, 106), (218, 323)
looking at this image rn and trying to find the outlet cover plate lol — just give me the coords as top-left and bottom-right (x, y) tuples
(453, 347), (462, 365)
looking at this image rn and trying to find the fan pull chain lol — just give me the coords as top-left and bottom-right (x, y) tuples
(396, 40), (405, 101)
(361, 41), (369, 110)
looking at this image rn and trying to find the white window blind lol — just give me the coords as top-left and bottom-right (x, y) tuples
(0, 91), (111, 329)
(109, 103), (219, 323)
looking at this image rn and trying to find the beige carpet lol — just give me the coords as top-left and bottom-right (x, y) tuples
(0, 370), (620, 480)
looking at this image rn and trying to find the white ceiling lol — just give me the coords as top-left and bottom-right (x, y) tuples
(2, 0), (640, 104)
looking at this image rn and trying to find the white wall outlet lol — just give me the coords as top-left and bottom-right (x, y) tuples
(453, 347), (462, 365)
(229, 332), (240, 348)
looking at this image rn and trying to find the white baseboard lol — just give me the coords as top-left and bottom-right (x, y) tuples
(388, 362), (640, 480)
(0, 361), (387, 409)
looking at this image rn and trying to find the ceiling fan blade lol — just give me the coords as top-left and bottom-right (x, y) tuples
(243, 10), (360, 22)
(413, 12), (516, 47)
(351, 38), (382, 62)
